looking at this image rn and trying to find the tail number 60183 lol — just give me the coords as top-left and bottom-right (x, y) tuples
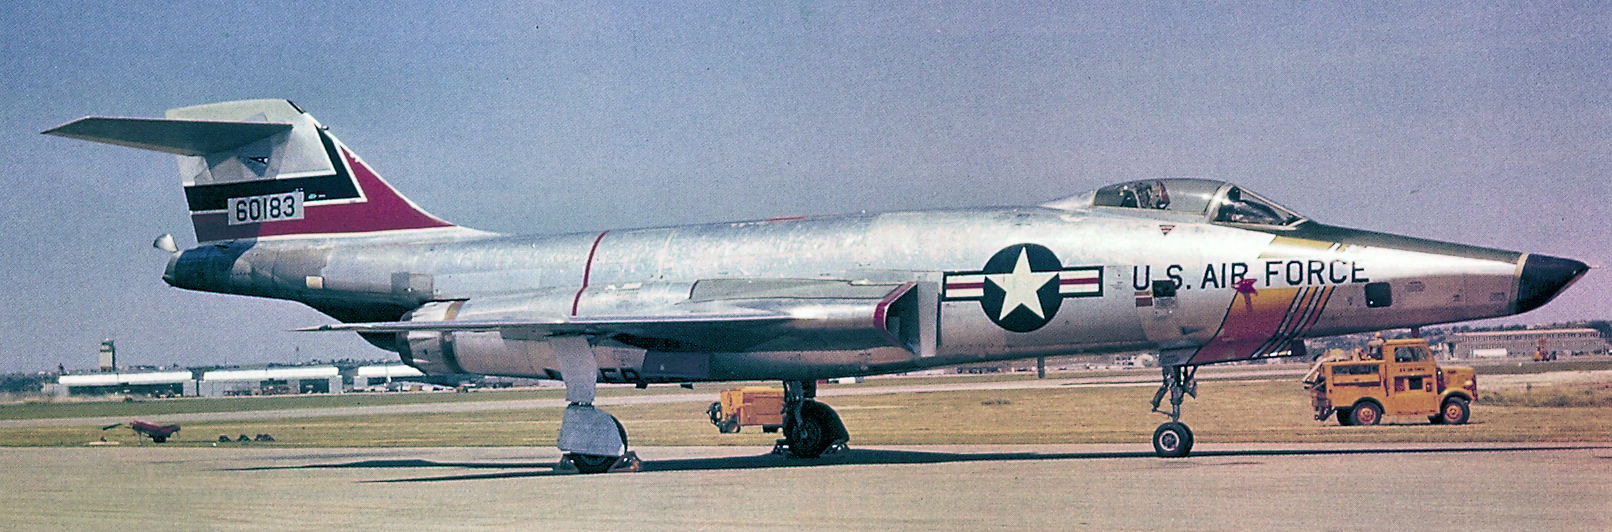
(228, 193), (303, 225)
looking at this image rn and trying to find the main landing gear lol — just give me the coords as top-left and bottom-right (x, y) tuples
(1149, 364), (1198, 458)
(773, 380), (850, 458)
(556, 405), (639, 474)
(552, 336), (640, 474)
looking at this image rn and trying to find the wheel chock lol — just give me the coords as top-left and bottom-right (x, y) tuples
(554, 451), (642, 474)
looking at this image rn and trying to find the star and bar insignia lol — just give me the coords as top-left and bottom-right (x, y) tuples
(942, 243), (1103, 332)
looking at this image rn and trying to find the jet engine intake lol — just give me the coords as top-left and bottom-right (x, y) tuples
(396, 300), (466, 375)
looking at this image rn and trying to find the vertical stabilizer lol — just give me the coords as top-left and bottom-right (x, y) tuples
(45, 99), (455, 242)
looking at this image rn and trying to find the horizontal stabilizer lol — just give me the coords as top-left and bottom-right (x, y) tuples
(43, 117), (292, 156)
(45, 99), (458, 242)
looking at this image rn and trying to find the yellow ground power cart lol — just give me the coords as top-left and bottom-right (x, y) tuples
(1304, 338), (1478, 425)
(707, 387), (786, 433)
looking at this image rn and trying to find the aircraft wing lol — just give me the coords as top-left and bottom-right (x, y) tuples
(303, 279), (924, 353)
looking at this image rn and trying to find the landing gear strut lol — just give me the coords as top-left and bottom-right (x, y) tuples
(1149, 364), (1198, 458)
(774, 380), (849, 458)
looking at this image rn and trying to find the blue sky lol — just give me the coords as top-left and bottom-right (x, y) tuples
(2, 2), (1607, 373)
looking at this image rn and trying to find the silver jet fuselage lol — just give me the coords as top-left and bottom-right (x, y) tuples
(162, 194), (1568, 382)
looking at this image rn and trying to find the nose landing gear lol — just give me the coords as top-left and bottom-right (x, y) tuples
(1149, 365), (1198, 458)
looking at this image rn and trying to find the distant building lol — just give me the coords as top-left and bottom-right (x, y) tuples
(353, 364), (426, 390)
(1449, 328), (1609, 359)
(198, 366), (342, 396)
(98, 340), (116, 372)
(54, 371), (194, 397)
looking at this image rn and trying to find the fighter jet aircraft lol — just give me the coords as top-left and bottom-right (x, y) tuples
(46, 100), (1588, 471)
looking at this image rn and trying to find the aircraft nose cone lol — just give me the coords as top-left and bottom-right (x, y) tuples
(1516, 254), (1590, 314)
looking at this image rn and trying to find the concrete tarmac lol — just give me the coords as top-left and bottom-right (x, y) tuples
(6, 442), (1609, 530)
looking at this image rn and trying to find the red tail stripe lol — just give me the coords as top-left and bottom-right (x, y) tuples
(191, 145), (450, 242)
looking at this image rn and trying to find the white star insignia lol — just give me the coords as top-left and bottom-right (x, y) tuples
(986, 248), (1057, 320)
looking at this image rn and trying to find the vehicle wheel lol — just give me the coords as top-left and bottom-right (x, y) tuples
(1337, 408), (1355, 426)
(706, 402), (724, 425)
(1152, 421), (1194, 458)
(1439, 397), (1471, 425)
(1350, 402), (1382, 426)
(567, 453), (617, 474)
(152, 436), (167, 443)
(787, 407), (831, 458)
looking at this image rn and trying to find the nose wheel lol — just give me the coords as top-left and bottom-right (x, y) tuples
(1152, 421), (1193, 457)
(1149, 365), (1198, 458)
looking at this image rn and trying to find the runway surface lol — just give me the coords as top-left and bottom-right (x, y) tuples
(7, 442), (1609, 529)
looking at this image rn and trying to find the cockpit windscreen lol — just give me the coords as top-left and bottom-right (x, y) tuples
(1210, 186), (1301, 226)
(1088, 178), (1303, 227)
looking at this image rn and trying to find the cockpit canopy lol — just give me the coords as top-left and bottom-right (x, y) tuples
(1047, 178), (1304, 227)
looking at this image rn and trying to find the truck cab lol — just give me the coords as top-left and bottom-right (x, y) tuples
(1305, 338), (1478, 426)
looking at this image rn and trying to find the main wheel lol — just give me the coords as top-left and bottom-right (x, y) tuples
(1438, 397), (1471, 425)
(567, 453), (617, 474)
(567, 415), (629, 474)
(1350, 401), (1383, 426)
(1152, 421), (1194, 458)
(789, 407), (831, 457)
(1336, 408), (1355, 426)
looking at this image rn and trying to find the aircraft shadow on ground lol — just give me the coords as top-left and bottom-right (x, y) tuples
(224, 444), (1609, 483)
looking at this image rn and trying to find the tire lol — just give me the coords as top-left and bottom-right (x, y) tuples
(567, 453), (617, 474)
(787, 401), (846, 458)
(1152, 421), (1194, 458)
(787, 407), (830, 458)
(707, 402), (724, 426)
(567, 416), (629, 474)
(1337, 408), (1355, 426)
(1439, 397), (1471, 425)
(1350, 401), (1383, 426)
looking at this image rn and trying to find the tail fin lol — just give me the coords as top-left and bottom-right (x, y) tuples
(44, 99), (454, 242)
